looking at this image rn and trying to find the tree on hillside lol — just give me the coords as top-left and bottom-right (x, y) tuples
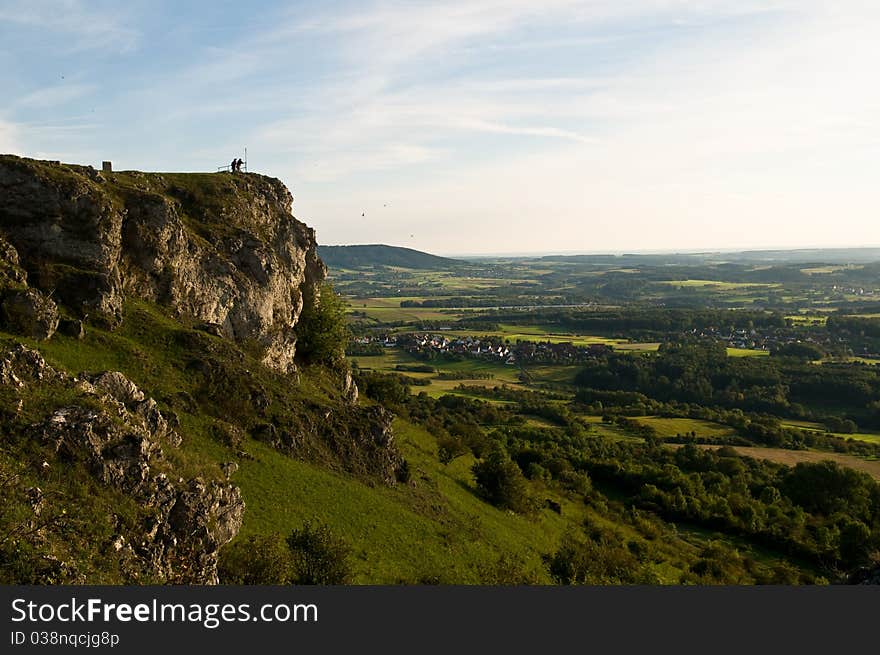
(472, 449), (532, 513)
(296, 283), (349, 365)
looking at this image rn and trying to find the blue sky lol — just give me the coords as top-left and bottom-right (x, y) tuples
(2, 1), (879, 255)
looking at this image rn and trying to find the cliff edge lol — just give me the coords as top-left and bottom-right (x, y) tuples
(0, 155), (325, 372)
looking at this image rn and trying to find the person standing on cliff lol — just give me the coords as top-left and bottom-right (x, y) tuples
(230, 157), (238, 173)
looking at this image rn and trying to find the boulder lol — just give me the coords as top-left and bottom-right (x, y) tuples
(58, 317), (85, 339)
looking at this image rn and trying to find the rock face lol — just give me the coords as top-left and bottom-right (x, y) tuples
(3, 345), (244, 583)
(0, 155), (326, 372)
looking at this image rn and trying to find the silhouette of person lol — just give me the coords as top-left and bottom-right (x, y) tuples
(230, 158), (238, 173)
(237, 158), (244, 172)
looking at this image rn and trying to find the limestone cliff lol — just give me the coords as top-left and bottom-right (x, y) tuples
(0, 156), (406, 585)
(0, 155), (325, 372)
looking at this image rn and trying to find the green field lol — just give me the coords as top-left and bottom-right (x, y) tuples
(350, 349), (526, 398)
(407, 324), (659, 352)
(580, 416), (649, 443)
(784, 314), (828, 326)
(632, 416), (738, 439)
(848, 357), (880, 365)
(655, 279), (780, 289)
(726, 348), (770, 357)
(800, 265), (864, 275)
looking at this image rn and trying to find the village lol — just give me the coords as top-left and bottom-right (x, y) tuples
(351, 332), (615, 365)
(348, 322), (862, 363)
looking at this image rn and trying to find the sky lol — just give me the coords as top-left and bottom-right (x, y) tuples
(1, 1), (879, 256)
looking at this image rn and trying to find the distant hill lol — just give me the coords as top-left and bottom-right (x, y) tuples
(537, 248), (880, 266)
(319, 244), (463, 270)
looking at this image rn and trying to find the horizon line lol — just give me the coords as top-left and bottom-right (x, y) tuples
(319, 243), (880, 259)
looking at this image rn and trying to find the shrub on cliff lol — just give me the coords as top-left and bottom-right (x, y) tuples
(295, 283), (349, 365)
(287, 520), (353, 585)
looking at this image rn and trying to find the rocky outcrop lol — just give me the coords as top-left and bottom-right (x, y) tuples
(0, 235), (60, 339)
(343, 370), (359, 404)
(0, 234), (26, 285)
(2, 345), (243, 583)
(0, 343), (62, 386)
(0, 155), (326, 372)
(1, 288), (59, 340)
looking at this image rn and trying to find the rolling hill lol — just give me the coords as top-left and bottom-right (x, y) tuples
(319, 244), (463, 270)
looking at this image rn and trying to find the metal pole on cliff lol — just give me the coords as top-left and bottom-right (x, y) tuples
(244, 147), (248, 173)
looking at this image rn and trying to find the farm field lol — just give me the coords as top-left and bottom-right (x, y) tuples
(800, 265), (864, 275)
(402, 325), (660, 352)
(655, 279), (780, 289)
(785, 314), (828, 325)
(726, 348), (770, 357)
(349, 348), (526, 397)
(693, 446), (880, 482)
(847, 357), (880, 365)
(349, 305), (461, 322)
(580, 416), (644, 442)
(781, 420), (880, 444)
(349, 296), (458, 307)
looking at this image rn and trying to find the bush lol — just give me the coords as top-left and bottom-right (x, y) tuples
(477, 554), (542, 585)
(286, 521), (353, 585)
(545, 529), (654, 584)
(395, 459), (411, 484)
(219, 523), (355, 585)
(218, 534), (293, 584)
(472, 450), (532, 513)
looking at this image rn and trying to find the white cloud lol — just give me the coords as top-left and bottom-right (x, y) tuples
(0, 0), (139, 53)
(14, 83), (96, 109)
